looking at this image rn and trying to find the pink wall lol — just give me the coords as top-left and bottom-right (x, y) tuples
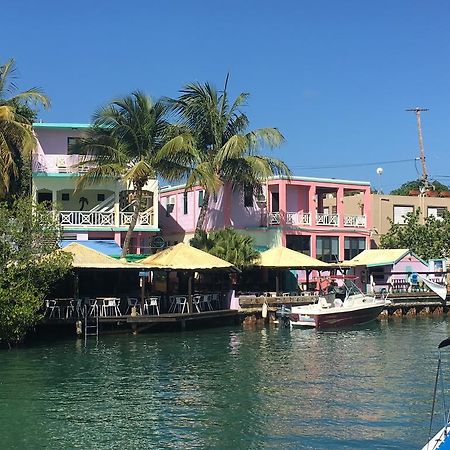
(35, 128), (85, 155)
(159, 177), (372, 261)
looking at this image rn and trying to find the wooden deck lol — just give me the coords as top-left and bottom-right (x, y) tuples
(41, 309), (240, 334)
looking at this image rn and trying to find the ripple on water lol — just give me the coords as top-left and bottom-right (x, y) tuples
(0, 318), (449, 449)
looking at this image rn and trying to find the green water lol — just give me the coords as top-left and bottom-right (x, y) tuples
(1, 317), (449, 449)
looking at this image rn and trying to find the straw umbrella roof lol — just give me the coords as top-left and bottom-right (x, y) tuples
(61, 242), (133, 269)
(256, 246), (330, 269)
(138, 243), (238, 272)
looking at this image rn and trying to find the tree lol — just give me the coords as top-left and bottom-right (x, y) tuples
(169, 76), (291, 233)
(0, 198), (72, 346)
(190, 228), (260, 269)
(390, 179), (450, 196)
(380, 208), (450, 260)
(73, 91), (193, 258)
(0, 58), (50, 200)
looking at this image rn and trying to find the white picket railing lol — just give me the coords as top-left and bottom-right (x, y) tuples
(344, 215), (367, 227)
(268, 211), (312, 226)
(268, 212), (281, 225)
(59, 211), (114, 227)
(59, 210), (155, 228)
(316, 213), (339, 226)
(120, 211), (154, 227)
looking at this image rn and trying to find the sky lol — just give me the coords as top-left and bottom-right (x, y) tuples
(4, 0), (450, 193)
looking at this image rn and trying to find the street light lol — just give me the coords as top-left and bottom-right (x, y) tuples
(376, 167), (383, 194)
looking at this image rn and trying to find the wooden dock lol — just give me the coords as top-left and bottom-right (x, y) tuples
(41, 309), (240, 335)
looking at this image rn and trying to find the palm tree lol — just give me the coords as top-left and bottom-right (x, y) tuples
(74, 91), (193, 258)
(190, 227), (260, 269)
(168, 75), (291, 233)
(0, 58), (50, 199)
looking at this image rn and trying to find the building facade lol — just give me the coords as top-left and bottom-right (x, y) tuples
(343, 192), (450, 247)
(159, 176), (372, 262)
(32, 123), (160, 254)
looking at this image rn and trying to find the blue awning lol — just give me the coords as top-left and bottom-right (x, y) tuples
(59, 240), (122, 257)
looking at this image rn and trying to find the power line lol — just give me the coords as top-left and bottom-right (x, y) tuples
(288, 158), (416, 170)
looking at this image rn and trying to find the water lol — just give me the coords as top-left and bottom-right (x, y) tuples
(0, 318), (449, 449)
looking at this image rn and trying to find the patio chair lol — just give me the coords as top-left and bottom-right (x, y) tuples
(45, 299), (60, 318)
(174, 296), (187, 314)
(144, 297), (160, 315)
(101, 298), (121, 317)
(126, 297), (139, 315)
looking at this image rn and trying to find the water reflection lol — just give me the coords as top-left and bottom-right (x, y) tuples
(0, 318), (449, 449)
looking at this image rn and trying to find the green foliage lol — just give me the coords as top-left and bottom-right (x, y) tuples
(0, 199), (72, 345)
(73, 91), (193, 258)
(380, 208), (450, 260)
(190, 228), (260, 269)
(390, 179), (449, 195)
(168, 76), (291, 232)
(0, 58), (50, 201)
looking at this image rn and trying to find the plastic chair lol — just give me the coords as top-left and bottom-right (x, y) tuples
(174, 296), (187, 313)
(45, 299), (60, 318)
(145, 297), (160, 315)
(126, 297), (139, 315)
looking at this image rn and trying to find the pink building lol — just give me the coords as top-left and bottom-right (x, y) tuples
(159, 176), (372, 262)
(32, 123), (160, 254)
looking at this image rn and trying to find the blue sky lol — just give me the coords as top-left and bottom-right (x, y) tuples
(4, 0), (450, 192)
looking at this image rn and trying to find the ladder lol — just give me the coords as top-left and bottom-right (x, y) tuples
(84, 305), (99, 342)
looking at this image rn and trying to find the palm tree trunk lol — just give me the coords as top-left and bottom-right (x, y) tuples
(121, 187), (142, 258)
(195, 190), (210, 234)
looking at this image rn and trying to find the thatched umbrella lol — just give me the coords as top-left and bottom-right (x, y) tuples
(256, 246), (330, 294)
(139, 243), (238, 313)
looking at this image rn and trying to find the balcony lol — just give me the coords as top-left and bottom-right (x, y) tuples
(33, 154), (93, 174)
(343, 215), (367, 228)
(267, 212), (366, 228)
(268, 212), (311, 226)
(59, 209), (155, 228)
(316, 213), (339, 226)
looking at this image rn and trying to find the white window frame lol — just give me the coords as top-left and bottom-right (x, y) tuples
(393, 205), (414, 225)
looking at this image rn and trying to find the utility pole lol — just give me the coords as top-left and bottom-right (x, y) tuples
(406, 107), (429, 189)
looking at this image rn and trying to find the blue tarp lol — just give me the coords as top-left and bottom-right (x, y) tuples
(59, 240), (122, 257)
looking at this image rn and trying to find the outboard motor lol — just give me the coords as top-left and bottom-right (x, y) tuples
(276, 305), (292, 328)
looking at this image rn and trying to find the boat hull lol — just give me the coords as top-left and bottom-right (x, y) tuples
(291, 304), (385, 329)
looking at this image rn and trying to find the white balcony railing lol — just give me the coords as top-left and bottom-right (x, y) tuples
(268, 212), (312, 226)
(59, 210), (155, 228)
(268, 212), (280, 225)
(316, 213), (339, 226)
(120, 211), (154, 227)
(267, 212), (366, 228)
(344, 215), (367, 228)
(59, 211), (114, 227)
(33, 154), (94, 174)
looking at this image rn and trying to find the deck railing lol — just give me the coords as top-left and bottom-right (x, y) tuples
(267, 212), (366, 228)
(59, 210), (155, 228)
(343, 215), (366, 227)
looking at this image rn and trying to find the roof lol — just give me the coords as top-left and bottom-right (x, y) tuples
(61, 242), (133, 269)
(60, 240), (122, 257)
(138, 243), (238, 272)
(348, 249), (422, 267)
(256, 246), (330, 269)
(33, 123), (90, 129)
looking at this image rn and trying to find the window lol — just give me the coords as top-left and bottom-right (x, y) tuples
(271, 192), (279, 212)
(67, 137), (82, 154)
(286, 235), (310, 255)
(198, 190), (204, 207)
(97, 193), (105, 202)
(393, 205), (413, 224)
(166, 196), (175, 217)
(183, 192), (188, 215)
(61, 193), (70, 201)
(244, 186), (254, 207)
(428, 207), (447, 220)
(316, 236), (339, 262)
(344, 237), (365, 260)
